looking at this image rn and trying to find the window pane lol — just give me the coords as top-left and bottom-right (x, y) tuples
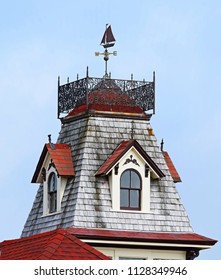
(131, 171), (140, 189)
(49, 192), (57, 213)
(49, 173), (57, 192)
(48, 172), (57, 213)
(120, 189), (129, 208)
(121, 171), (130, 188)
(130, 190), (139, 208)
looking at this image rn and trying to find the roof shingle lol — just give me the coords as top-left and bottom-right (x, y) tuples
(0, 229), (110, 260)
(67, 227), (217, 247)
(32, 143), (75, 183)
(67, 88), (146, 117)
(163, 151), (181, 183)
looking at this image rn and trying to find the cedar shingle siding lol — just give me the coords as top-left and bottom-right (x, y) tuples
(22, 116), (192, 237)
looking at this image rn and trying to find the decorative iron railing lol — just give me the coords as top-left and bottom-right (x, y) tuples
(57, 74), (155, 118)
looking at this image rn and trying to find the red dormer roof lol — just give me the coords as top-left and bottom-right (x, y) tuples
(163, 151), (181, 183)
(96, 139), (164, 178)
(32, 143), (75, 183)
(0, 229), (110, 260)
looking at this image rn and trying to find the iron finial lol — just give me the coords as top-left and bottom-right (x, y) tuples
(130, 121), (135, 139)
(48, 134), (56, 150)
(160, 138), (164, 151)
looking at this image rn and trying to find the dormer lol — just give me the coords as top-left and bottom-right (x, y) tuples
(96, 139), (164, 213)
(31, 142), (75, 216)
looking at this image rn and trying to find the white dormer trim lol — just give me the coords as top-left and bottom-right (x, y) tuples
(31, 143), (75, 216)
(106, 146), (162, 179)
(110, 147), (151, 213)
(96, 139), (164, 214)
(41, 154), (67, 216)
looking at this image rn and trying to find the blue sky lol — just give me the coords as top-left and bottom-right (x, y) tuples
(0, 0), (220, 259)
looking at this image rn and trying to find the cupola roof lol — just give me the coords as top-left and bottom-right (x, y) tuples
(57, 74), (155, 119)
(67, 87), (145, 117)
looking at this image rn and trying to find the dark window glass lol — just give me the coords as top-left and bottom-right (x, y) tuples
(131, 172), (140, 189)
(121, 171), (130, 188)
(120, 189), (129, 208)
(130, 190), (139, 208)
(48, 172), (57, 213)
(120, 169), (141, 210)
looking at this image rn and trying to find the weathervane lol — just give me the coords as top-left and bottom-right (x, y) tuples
(95, 24), (117, 78)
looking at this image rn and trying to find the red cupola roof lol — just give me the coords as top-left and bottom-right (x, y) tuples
(67, 87), (145, 117)
(57, 76), (155, 119)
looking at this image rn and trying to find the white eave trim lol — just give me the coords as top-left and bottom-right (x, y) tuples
(81, 239), (212, 250)
(36, 151), (50, 183)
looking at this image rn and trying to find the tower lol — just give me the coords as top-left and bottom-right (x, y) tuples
(21, 25), (216, 260)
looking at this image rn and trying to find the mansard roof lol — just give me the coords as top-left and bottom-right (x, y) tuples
(32, 143), (75, 183)
(22, 116), (195, 237)
(0, 229), (109, 260)
(96, 139), (165, 178)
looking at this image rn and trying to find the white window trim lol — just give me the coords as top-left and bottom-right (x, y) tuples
(109, 147), (151, 213)
(42, 157), (67, 216)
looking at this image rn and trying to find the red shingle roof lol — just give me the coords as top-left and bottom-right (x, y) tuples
(46, 144), (75, 176)
(163, 151), (181, 183)
(67, 227), (217, 247)
(0, 229), (110, 260)
(96, 139), (164, 178)
(67, 89), (146, 117)
(32, 143), (75, 183)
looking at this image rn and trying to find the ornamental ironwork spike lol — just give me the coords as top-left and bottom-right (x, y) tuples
(48, 134), (56, 150)
(48, 134), (52, 143)
(77, 74), (79, 80)
(131, 120), (135, 139)
(58, 76), (60, 87)
(161, 138), (164, 151)
(86, 66), (89, 78)
(153, 71), (156, 114)
(67, 77), (69, 83)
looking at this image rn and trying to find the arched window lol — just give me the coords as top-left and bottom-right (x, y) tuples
(120, 169), (142, 210)
(48, 172), (57, 213)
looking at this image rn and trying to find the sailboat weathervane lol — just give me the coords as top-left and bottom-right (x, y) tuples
(95, 24), (117, 77)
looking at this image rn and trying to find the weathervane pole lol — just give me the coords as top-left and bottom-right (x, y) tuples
(95, 24), (117, 78)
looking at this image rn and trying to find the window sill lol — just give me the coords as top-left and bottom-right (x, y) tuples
(110, 209), (151, 214)
(42, 211), (62, 217)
